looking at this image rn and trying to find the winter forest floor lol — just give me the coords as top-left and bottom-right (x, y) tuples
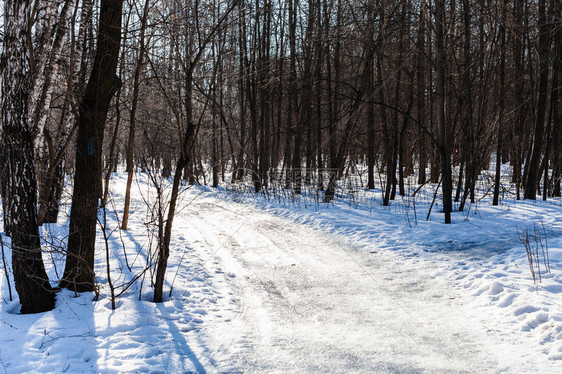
(1, 168), (562, 373)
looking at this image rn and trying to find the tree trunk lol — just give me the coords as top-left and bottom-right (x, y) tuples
(315, 2), (324, 190)
(154, 68), (197, 303)
(102, 9), (132, 208)
(396, 1), (411, 198)
(493, 2), (506, 206)
(289, 0), (302, 194)
(61, 0), (123, 292)
(524, 0), (550, 200)
(43, 158), (65, 223)
(259, 1), (272, 189)
(39, 122), (68, 225)
(324, 0), (342, 203)
(30, 0), (74, 143)
(512, 0), (525, 199)
(554, 0), (562, 197)
(235, 0), (248, 182)
(365, 0), (376, 190)
(416, 0), (427, 185)
(1, 0), (55, 313)
(458, 0), (474, 212)
(435, 0), (453, 223)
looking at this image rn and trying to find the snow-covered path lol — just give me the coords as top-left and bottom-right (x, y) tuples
(187, 197), (498, 373)
(2, 176), (561, 373)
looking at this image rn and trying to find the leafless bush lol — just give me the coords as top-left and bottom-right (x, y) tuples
(518, 222), (551, 287)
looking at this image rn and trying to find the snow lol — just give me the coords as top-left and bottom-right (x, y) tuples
(1, 171), (562, 373)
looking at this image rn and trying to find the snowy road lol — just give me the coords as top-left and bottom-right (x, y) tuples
(185, 196), (499, 373)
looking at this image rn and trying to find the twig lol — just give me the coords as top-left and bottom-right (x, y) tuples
(0, 233), (12, 301)
(517, 222), (550, 288)
(169, 251), (187, 298)
(518, 226), (536, 285)
(538, 216), (551, 273)
(426, 177), (442, 221)
(98, 205), (116, 310)
(108, 195), (131, 272)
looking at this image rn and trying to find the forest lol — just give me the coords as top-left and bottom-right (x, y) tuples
(0, 0), (562, 372)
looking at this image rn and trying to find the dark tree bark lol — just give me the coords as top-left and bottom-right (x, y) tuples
(212, 78), (220, 188)
(315, 0), (324, 190)
(301, 0), (315, 188)
(435, 0), (453, 223)
(493, 0), (507, 206)
(323, 0), (342, 203)
(289, 0), (302, 194)
(37, 0), (96, 226)
(258, 0), (272, 189)
(234, 0), (248, 183)
(554, 0), (562, 197)
(61, 0), (124, 292)
(524, 0), (551, 200)
(458, 0), (475, 212)
(102, 46), (125, 208)
(375, 1), (393, 207)
(416, 0), (428, 185)
(1, 0), (55, 313)
(39, 121), (68, 225)
(512, 0), (525, 200)
(365, 0), (376, 190)
(43, 159), (65, 223)
(396, 1), (411, 198)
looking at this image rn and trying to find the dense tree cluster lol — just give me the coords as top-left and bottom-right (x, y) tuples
(118, 0), (560, 207)
(0, 0), (561, 312)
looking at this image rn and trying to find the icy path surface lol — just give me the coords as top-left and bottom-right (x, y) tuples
(187, 196), (498, 373)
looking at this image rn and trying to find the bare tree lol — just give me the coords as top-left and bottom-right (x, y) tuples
(493, 0), (507, 206)
(1, 0), (55, 313)
(149, 0), (239, 303)
(434, 0), (453, 223)
(525, 0), (551, 200)
(61, 0), (124, 292)
(121, 0), (152, 230)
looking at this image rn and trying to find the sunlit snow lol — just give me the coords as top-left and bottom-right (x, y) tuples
(1, 169), (561, 373)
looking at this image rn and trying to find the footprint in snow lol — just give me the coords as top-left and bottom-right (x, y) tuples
(497, 292), (516, 308)
(513, 305), (540, 317)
